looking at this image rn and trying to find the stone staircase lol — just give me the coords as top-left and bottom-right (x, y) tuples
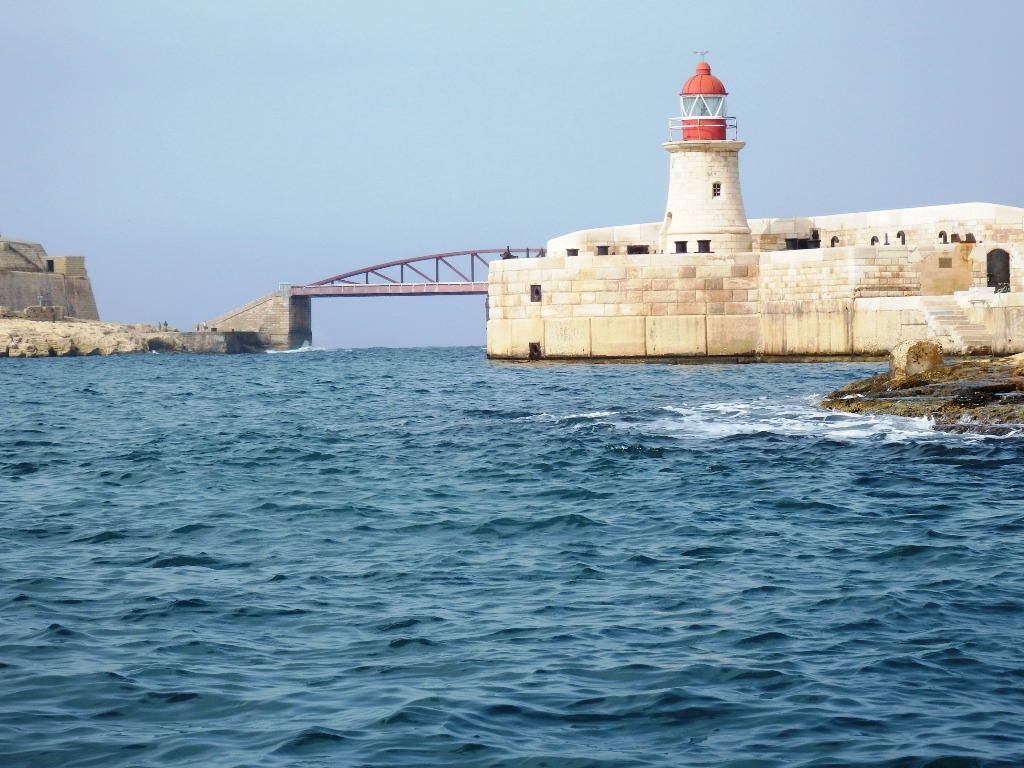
(920, 296), (992, 355)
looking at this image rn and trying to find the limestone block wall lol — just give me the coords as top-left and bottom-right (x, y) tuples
(205, 289), (312, 350)
(759, 246), (921, 302)
(703, 296), (937, 357)
(487, 253), (760, 358)
(0, 271), (99, 320)
(758, 300), (854, 356)
(918, 245), (974, 294)
(51, 256), (88, 278)
(487, 249), (1024, 360)
(851, 297), (931, 354)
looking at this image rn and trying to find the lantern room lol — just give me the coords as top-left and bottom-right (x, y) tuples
(671, 61), (734, 141)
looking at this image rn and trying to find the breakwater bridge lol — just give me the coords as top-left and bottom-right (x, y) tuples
(204, 248), (544, 349)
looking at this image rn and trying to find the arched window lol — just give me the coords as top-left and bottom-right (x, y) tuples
(870, 236), (879, 246)
(951, 233), (962, 243)
(896, 230), (906, 245)
(939, 231), (948, 244)
(830, 236), (839, 247)
(987, 248), (1010, 292)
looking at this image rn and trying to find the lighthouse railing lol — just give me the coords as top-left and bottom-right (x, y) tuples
(668, 116), (737, 142)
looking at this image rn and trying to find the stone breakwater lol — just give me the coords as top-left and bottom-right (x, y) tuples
(0, 318), (261, 357)
(821, 346), (1024, 434)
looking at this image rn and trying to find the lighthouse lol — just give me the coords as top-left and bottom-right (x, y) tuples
(660, 61), (752, 255)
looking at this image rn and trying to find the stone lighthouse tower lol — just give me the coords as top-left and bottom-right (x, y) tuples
(660, 61), (752, 255)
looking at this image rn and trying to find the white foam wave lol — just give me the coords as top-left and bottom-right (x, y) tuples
(265, 344), (329, 354)
(508, 399), (1014, 443)
(516, 410), (618, 424)
(639, 399), (944, 443)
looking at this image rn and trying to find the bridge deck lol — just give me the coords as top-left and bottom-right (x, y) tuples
(291, 282), (488, 297)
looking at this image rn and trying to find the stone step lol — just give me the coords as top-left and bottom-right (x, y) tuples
(921, 298), (991, 355)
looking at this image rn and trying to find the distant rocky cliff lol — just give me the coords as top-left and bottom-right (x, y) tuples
(0, 316), (264, 357)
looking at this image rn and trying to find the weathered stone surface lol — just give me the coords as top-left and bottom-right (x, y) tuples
(23, 305), (66, 321)
(0, 319), (261, 357)
(820, 352), (1024, 433)
(890, 339), (944, 379)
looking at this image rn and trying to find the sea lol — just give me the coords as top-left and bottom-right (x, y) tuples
(2, 347), (1023, 768)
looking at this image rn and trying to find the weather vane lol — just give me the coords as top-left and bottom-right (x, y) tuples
(694, 50), (709, 61)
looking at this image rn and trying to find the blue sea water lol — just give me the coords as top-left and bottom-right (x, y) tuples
(2, 347), (1023, 768)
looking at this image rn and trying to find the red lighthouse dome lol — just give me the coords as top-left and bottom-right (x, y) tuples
(679, 61), (729, 140)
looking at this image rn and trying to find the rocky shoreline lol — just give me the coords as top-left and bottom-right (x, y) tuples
(821, 340), (1024, 434)
(0, 317), (261, 357)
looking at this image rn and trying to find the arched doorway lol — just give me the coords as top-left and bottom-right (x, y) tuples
(987, 249), (1010, 292)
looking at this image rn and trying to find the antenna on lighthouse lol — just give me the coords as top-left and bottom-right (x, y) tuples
(693, 50), (709, 61)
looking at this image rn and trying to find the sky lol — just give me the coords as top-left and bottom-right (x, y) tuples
(1, 0), (1022, 348)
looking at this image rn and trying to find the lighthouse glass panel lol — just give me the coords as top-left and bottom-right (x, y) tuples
(702, 96), (724, 116)
(681, 95), (726, 118)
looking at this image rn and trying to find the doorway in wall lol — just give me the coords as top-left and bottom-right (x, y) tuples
(987, 249), (1010, 292)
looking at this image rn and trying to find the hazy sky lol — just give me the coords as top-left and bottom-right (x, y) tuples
(2, 1), (1022, 347)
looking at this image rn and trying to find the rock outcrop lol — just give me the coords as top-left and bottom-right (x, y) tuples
(821, 351), (1024, 434)
(0, 318), (259, 357)
(888, 339), (945, 380)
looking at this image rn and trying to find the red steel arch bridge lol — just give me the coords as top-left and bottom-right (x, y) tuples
(206, 247), (545, 349)
(289, 247), (544, 298)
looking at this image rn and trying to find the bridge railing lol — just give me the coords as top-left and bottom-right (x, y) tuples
(304, 248), (545, 289)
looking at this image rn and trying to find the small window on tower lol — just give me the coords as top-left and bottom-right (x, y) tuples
(596, 245), (609, 256)
(712, 182), (722, 197)
(675, 241), (688, 254)
(697, 240), (711, 253)
(626, 245), (649, 255)
(566, 248), (579, 257)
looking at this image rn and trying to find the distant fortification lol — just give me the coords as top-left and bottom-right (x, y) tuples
(0, 237), (99, 321)
(487, 63), (1024, 360)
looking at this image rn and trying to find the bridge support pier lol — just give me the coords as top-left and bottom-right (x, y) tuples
(204, 286), (312, 351)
